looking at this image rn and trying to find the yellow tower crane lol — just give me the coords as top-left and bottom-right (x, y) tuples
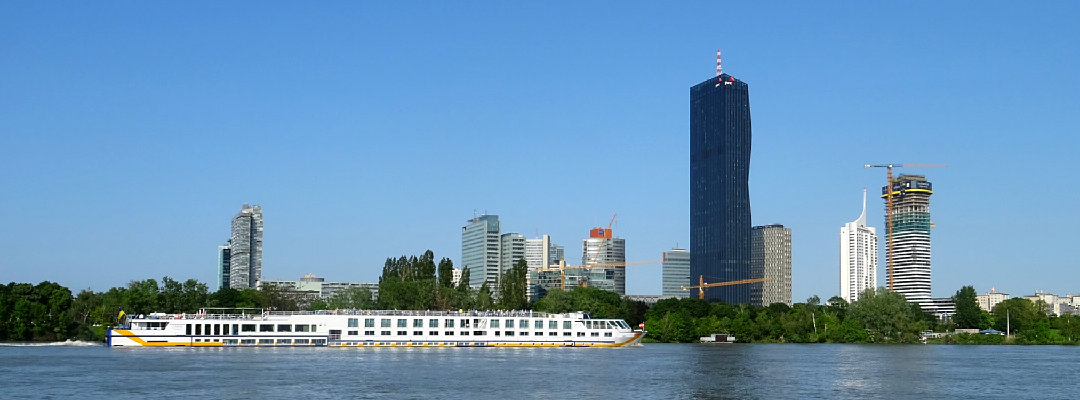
(863, 163), (946, 291)
(681, 275), (771, 300)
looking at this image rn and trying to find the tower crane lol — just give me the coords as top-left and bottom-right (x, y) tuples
(863, 163), (946, 291)
(681, 275), (771, 300)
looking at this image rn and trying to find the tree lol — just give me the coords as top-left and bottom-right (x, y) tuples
(327, 286), (375, 309)
(497, 259), (529, 310)
(437, 258), (454, 288)
(847, 287), (925, 342)
(952, 285), (981, 329)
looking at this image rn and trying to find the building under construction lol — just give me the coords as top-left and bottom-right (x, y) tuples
(883, 174), (933, 308)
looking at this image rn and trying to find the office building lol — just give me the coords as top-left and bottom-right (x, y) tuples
(217, 244), (231, 291)
(579, 228), (627, 295)
(977, 288), (1010, 312)
(840, 189), (878, 302)
(500, 233), (526, 272)
(462, 214), (501, 288)
(229, 204), (263, 289)
(690, 54), (753, 304)
(752, 224), (792, 306)
(883, 175), (933, 308)
(661, 248), (691, 299)
(260, 273), (379, 303)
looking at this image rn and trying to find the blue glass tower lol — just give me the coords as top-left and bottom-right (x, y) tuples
(690, 73), (754, 304)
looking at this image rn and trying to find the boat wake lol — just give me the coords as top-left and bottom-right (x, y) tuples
(0, 340), (102, 347)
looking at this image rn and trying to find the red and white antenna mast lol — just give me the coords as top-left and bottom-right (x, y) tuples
(716, 49), (722, 77)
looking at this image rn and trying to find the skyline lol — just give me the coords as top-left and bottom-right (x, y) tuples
(2, 2), (1078, 301)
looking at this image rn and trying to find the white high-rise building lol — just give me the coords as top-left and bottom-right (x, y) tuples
(662, 248), (691, 299)
(840, 189), (877, 303)
(229, 204), (263, 290)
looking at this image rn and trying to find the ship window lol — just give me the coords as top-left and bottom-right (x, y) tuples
(277, 324), (291, 332)
(505, 331), (514, 337)
(413, 331), (422, 336)
(563, 332), (571, 336)
(548, 332), (557, 336)
(260, 324), (273, 332)
(224, 339), (238, 345)
(494, 331), (501, 336)
(549, 321), (557, 329)
(186, 324), (192, 335)
(311, 324), (317, 332)
(413, 319), (423, 328)
(241, 339), (256, 345)
(397, 319), (407, 328)
(295, 325), (309, 332)
(563, 321), (571, 329)
(364, 331), (374, 335)
(445, 319), (455, 328)
(295, 339), (309, 345)
(520, 332), (529, 336)
(445, 331), (454, 336)
(232, 324), (238, 335)
(397, 331), (406, 336)
(577, 332), (585, 337)
(331, 329), (342, 335)
(278, 339), (292, 345)
(348, 318), (359, 327)
(214, 324), (220, 335)
(259, 339), (273, 345)
(490, 320), (500, 328)
(381, 319), (391, 327)
(461, 319), (470, 328)
(519, 319), (528, 328)
(505, 319), (513, 328)
(461, 331), (470, 336)
(195, 324), (202, 335)
(604, 332), (612, 337)
(365, 318), (375, 327)
(429, 319), (438, 328)
(534, 321), (543, 330)
(380, 331), (390, 336)
(429, 331), (438, 336)
(591, 332), (599, 337)
(474, 331), (484, 336)
(313, 339), (326, 345)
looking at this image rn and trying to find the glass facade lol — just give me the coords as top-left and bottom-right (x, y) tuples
(690, 74), (754, 304)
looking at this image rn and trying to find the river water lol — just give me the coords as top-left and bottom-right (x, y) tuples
(1, 342), (1076, 399)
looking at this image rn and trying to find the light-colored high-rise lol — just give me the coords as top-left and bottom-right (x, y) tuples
(525, 235), (564, 270)
(840, 189), (878, 303)
(752, 224), (792, 306)
(662, 248), (691, 299)
(500, 233), (526, 273)
(229, 204), (262, 289)
(461, 215), (501, 288)
(579, 228), (626, 295)
(884, 175), (933, 308)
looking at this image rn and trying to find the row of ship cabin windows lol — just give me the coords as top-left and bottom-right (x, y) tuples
(206, 339), (328, 345)
(331, 329), (612, 338)
(186, 323), (317, 336)
(346, 318), (627, 330)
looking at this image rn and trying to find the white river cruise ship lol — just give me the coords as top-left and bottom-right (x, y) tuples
(108, 309), (645, 348)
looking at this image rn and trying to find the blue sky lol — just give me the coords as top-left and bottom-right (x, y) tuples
(2, 2), (1077, 301)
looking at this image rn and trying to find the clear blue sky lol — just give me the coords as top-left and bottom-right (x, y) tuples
(2, 2), (1077, 301)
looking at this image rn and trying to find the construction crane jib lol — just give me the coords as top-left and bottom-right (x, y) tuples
(681, 275), (771, 300)
(863, 163), (947, 292)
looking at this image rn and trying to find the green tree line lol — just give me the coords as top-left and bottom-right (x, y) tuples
(5, 250), (1078, 345)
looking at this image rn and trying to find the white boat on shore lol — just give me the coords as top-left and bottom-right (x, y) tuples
(108, 309), (645, 348)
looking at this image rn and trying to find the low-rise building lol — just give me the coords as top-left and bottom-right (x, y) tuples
(977, 288), (1010, 312)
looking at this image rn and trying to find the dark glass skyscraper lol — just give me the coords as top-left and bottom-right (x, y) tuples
(690, 73), (754, 304)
